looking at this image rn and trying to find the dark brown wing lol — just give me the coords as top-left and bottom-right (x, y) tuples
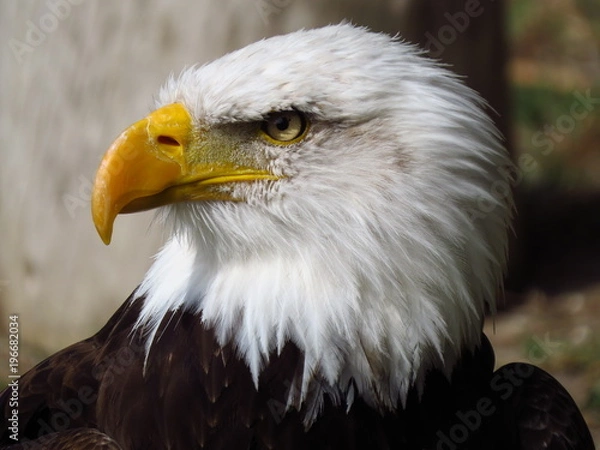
(494, 363), (595, 450)
(0, 294), (143, 449)
(409, 339), (596, 450)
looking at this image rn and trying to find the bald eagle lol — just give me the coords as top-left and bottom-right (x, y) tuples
(0, 25), (594, 450)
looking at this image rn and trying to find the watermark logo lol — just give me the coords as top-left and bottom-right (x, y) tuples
(8, 0), (86, 65)
(255, 0), (294, 25)
(63, 174), (93, 218)
(468, 88), (599, 227)
(531, 89), (600, 156)
(424, 0), (495, 58)
(436, 363), (536, 449)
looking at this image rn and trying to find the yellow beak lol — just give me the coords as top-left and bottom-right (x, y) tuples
(91, 103), (276, 245)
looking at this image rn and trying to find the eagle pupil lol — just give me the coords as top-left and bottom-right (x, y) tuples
(275, 116), (289, 131)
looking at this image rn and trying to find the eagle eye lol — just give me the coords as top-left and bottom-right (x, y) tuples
(260, 111), (308, 144)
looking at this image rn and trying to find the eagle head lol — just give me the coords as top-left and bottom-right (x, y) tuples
(91, 24), (513, 421)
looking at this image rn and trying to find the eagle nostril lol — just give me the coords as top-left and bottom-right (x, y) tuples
(157, 135), (181, 147)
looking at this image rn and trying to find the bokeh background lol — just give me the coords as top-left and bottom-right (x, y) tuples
(1, 0), (599, 442)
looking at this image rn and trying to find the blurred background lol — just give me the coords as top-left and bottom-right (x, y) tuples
(1, 0), (599, 441)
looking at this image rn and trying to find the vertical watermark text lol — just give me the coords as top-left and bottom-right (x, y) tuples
(7, 314), (20, 442)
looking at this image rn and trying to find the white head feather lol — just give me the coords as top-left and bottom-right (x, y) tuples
(134, 24), (513, 424)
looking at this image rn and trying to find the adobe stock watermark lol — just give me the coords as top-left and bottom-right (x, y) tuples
(64, 129), (159, 218)
(63, 174), (93, 218)
(255, 0), (294, 25)
(531, 89), (600, 157)
(435, 363), (535, 449)
(6, 314), (20, 443)
(436, 332), (564, 449)
(8, 0), (86, 65)
(424, 0), (496, 58)
(526, 332), (563, 365)
(11, 338), (146, 448)
(468, 88), (600, 227)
